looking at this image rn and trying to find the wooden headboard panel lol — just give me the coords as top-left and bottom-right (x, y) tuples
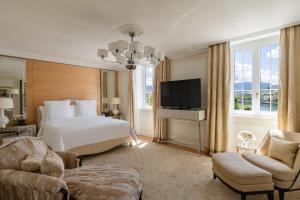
(26, 59), (101, 124)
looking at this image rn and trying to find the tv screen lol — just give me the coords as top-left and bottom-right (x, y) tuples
(160, 78), (201, 109)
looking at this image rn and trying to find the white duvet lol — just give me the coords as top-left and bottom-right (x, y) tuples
(37, 116), (136, 151)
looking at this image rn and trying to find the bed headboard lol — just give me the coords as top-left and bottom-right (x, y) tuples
(26, 59), (102, 124)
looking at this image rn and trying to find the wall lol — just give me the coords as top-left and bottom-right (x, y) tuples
(26, 59), (101, 124)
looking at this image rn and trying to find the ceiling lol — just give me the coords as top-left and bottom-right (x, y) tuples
(0, 0), (299, 69)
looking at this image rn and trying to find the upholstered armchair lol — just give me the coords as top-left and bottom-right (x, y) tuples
(0, 137), (143, 200)
(242, 130), (300, 200)
(0, 137), (79, 200)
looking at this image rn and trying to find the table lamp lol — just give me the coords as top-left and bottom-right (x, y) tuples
(238, 131), (256, 148)
(7, 88), (19, 96)
(0, 97), (14, 128)
(110, 97), (121, 117)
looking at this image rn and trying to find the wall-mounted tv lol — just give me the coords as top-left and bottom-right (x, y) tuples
(160, 78), (201, 109)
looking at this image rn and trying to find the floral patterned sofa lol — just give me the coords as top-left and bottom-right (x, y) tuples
(0, 137), (143, 200)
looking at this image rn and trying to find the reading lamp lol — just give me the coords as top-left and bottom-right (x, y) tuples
(110, 97), (121, 117)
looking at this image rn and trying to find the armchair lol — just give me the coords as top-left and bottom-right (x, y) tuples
(242, 130), (300, 200)
(0, 137), (143, 200)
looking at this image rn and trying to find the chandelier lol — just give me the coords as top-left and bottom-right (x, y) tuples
(97, 24), (164, 70)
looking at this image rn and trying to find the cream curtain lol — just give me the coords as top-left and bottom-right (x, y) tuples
(207, 42), (230, 155)
(153, 57), (170, 143)
(128, 71), (135, 129)
(278, 24), (300, 132)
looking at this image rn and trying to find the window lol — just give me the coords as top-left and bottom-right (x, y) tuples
(232, 36), (279, 116)
(234, 50), (253, 111)
(260, 45), (279, 112)
(144, 67), (154, 107)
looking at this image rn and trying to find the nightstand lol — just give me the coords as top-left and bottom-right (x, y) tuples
(0, 124), (37, 143)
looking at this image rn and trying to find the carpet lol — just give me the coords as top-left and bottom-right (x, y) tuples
(82, 141), (300, 200)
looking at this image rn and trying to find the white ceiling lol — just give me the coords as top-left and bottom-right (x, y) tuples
(0, 0), (299, 69)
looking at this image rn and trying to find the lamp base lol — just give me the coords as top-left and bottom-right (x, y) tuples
(112, 109), (119, 117)
(0, 109), (9, 128)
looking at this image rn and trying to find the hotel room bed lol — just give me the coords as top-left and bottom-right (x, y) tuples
(37, 103), (136, 156)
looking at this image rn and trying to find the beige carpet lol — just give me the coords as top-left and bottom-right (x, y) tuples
(82, 141), (300, 200)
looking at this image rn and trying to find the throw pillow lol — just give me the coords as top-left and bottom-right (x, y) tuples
(41, 149), (64, 179)
(269, 136), (299, 168)
(21, 155), (43, 172)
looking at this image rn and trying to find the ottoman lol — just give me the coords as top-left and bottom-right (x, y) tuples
(64, 165), (143, 200)
(212, 152), (274, 200)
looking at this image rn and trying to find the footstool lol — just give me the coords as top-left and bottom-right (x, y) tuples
(212, 152), (274, 200)
(64, 165), (143, 200)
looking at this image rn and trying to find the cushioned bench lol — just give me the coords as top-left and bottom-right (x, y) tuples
(212, 152), (274, 200)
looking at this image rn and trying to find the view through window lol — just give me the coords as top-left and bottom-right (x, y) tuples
(144, 67), (154, 107)
(233, 38), (279, 115)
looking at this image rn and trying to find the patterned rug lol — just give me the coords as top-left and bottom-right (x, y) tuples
(82, 141), (300, 200)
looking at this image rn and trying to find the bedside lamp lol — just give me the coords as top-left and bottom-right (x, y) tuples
(0, 98), (14, 128)
(7, 88), (19, 96)
(110, 97), (121, 117)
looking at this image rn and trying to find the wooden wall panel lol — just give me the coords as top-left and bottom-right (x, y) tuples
(26, 60), (101, 124)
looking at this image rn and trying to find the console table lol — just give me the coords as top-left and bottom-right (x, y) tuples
(157, 109), (206, 154)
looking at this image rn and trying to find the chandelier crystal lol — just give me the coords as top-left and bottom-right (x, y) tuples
(97, 24), (164, 70)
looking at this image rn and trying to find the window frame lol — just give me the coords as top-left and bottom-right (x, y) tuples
(143, 67), (154, 109)
(231, 36), (279, 117)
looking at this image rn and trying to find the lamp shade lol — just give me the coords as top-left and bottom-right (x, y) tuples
(0, 98), (14, 109)
(144, 45), (157, 58)
(110, 97), (121, 105)
(108, 40), (128, 55)
(97, 49), (108, 58)
(7, 88), (19, 95)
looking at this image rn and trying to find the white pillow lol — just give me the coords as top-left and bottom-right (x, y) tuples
(44, 100), (72, 121)
(76, 100), (97, 117)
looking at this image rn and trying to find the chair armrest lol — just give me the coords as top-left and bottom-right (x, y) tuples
(55, 151), (80, 169)
(0, 169), (68, 199)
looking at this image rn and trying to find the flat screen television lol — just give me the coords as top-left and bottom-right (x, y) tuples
(160, 78), (201, 109)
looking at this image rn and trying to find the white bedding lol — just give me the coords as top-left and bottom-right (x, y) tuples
(37, 116), (136, 151)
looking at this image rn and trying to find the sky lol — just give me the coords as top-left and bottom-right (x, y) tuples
(234, 44), (279, 90)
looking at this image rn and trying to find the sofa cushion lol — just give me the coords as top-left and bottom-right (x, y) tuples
(269, 137), (299, 167)
(64, 165), (143, 200)
(41, 150), (64, 179)
(21, 155), (43, 172)
(242, 152), (297, 181)
(0, 137), (48, 170)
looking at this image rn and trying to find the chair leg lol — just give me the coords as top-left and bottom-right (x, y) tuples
(278, 190), (285, 200)
(267, 191), (274, 200)
(213, 173), (216, 179)
(241, 193), (246, 200)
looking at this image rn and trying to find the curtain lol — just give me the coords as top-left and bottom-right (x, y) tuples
(152, 57), (170, 143)
(128, 70), (135, 129)
(278, 24), (300, 132)
(207, 42), (230, 155)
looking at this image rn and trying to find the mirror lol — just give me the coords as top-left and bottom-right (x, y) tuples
(0, 56), (26, 120)
(101, 70), (118, 113)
